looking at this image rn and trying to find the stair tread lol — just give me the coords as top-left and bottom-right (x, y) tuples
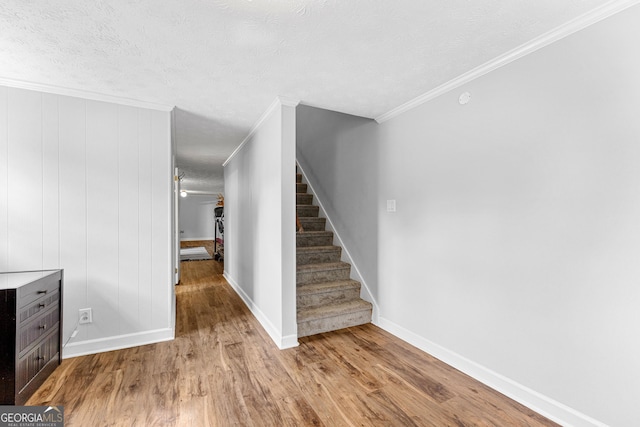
(296, 232), (332, 239)
(297, 261), (350, 273)
(296, 245), (340, 253)
(297, 280), (360, 295)
(297, 299), (372, 321)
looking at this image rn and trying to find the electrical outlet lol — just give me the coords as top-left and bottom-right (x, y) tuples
(79, 308), (93, 324)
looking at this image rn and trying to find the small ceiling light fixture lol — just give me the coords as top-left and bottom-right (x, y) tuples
(180, 190), (188, 198)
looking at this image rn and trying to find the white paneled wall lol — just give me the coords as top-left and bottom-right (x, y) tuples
(0, 86), (174, 357)
(7, 88), (42, 272)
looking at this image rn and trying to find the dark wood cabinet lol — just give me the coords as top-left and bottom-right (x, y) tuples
(0, 270), (63, 405)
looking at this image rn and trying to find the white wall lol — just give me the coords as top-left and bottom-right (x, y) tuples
(179, 194), (217, 240)
(0, 85), (174, 358)
(223, 97), (298, 349)
(297, 5), (640, 426)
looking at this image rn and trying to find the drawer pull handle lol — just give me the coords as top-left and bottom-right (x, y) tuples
(39, 324), (47, 330)
(39, 303), (46, 308)
(37, 290), (48, 295)
(36, 356), (45, 361)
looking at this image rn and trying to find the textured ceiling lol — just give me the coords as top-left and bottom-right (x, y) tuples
(0, 0), (611, 192)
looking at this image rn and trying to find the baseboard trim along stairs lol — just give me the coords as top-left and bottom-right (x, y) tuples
(296, 168), (373, 337)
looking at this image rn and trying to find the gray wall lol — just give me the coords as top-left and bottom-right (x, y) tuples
(296, 5), (640, 426)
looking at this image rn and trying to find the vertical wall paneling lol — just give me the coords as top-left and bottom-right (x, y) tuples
(0, 87), (8, 271)
(1, 84), (173, 356)
(137, 110), (153, 331)
(86, 100), (120, 339)
(118, 106), (140, 332)
(42, 93), (60, 269)
(58, 95), (88, 343)
(7, 88), (43, 271)
(150, 110), (171, 328)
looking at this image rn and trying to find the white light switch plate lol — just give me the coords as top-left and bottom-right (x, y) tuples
(386, 200), (396, 212)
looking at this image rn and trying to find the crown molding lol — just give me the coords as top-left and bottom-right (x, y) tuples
(0, 77), (174, 112)
(223, 96), (300, 167)
(375, 0), (640, 123)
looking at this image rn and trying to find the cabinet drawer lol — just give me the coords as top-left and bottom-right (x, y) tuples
(16, 327), (59, 393)
(19, 289), (60, 326)
(17, 272), (60, 310)
(19, 306), (60, 356)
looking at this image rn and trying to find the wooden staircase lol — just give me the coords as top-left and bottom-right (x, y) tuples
(296, 171), (372, 337)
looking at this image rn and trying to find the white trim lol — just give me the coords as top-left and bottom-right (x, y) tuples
(62, 327), (175, 358)
(223, 271), (299, 350)
(223, 96), (301, 167)
(280, 334), (300, 349)
(375, 0), (640, 123)
(180, 236), (215, 242)
(0, 77), (174, 112)
(278, 96), (301, 108)
(377, 317), (608, 427)
(296, 161), (380, 324)
(180, 190), (220, 196)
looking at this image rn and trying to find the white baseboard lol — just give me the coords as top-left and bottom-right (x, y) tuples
(62, 327), (175, 359)
(377, 317), (607, 427)
(223, 271), (299, 350)
(280, 333), (300, 349)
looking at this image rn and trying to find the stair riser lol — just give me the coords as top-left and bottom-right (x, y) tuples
(296, 234), (333, 247)
(297, 308), (372, 338)
(296, 183), (308, 193)
(297, 206), (319, 218)
(297, 194), (313, 205)
(297, 218), (326, 231)
(296, 173), (302, 183)
(297, 287), (361, 309)
(297, 267), (350, 285)
(297, 250), (341, 265)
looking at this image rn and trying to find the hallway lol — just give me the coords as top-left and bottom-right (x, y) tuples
(28, 258), (558, 426)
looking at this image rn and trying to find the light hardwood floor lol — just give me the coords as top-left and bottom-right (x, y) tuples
(28, 255), (559, 426)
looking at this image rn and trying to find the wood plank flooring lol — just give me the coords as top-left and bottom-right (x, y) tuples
(28, 254), (559, 426)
